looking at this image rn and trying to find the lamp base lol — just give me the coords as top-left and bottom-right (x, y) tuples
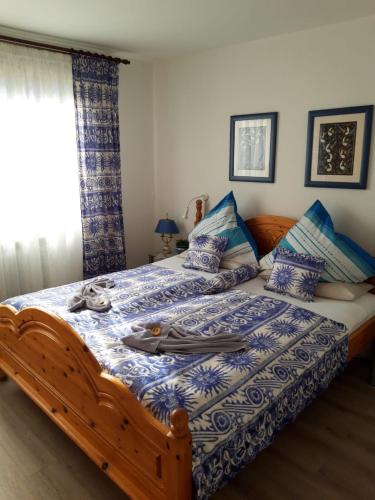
(161, 235), (172, 257)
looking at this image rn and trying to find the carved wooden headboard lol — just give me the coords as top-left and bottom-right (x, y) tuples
(245, 215), (296, 256)
(193, 204), (296, 249)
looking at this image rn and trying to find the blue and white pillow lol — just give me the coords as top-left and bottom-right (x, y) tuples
(188, 191), (258, 268)
(265, 248), (326, 302)
(260, 200), (375, 283)
(202, 264), (259, 294)
(183, 234), (228, 273)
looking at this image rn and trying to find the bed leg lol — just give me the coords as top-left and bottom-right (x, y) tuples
(370, 342), (375, 387)
(0, 369), (7, 382)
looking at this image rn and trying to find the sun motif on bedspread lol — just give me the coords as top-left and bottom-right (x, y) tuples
(186, 366), (230, 396)
(268, 319), (300, 337)
(287, 307), (316, 323)
(247, 332), (281, 353)
(218, 351), (258, 373)
(146, 384), (195, 422)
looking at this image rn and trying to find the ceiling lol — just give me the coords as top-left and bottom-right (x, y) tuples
(1, 0), (375, 59)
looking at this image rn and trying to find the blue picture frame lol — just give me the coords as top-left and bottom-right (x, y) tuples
(305, 105), (373, 189)
(229, 112), (277, 183)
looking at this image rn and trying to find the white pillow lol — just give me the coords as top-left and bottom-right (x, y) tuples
(314, 282), (373, 301)
(259, 269), (272, 280)
(219, 255), (254, 270)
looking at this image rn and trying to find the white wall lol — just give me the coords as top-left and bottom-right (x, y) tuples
(153, 16), (375, 254)
(119, 61), (155, 267)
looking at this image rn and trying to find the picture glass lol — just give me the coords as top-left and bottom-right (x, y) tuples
(310, 112), (365, 184)
(233, 118), (271, 177)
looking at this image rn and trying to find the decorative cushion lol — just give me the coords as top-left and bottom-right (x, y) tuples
(314, 282), (373, 301)
(202, 264), (259, 294)
(183, 234), (228, 273)
(188, 191), (258, 267)
(261, 269), (373, 300)
(178, 251), (250, 271)
(264, 248), (326, 302)
(260, 200), (375, 283)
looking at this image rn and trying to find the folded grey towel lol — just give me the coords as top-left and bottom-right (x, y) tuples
(68, 277), (115, 312)
(122, 322), (247, 354)
(91, 277), (116, 289)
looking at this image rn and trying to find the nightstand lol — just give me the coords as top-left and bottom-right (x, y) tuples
(148, 252), (176, 263)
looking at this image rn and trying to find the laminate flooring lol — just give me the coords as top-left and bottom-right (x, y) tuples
(0, 358), (374, 500)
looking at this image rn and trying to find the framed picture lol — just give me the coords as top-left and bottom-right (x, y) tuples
(229, 112), (277, 183)
(305, 105), (373, 189)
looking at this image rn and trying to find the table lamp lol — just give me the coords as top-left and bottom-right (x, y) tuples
(154, 215), (179, 256)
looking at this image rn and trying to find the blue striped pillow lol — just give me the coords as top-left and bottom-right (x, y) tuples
(188, 192), (258, 267)
(260, 200), (375, 283)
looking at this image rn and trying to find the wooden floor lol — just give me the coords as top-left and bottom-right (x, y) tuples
(0, 359), (374, 500)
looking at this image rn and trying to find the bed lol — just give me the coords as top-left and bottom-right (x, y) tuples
(0, 213), (374, 499)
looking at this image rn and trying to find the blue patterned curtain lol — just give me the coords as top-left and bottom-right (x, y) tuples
(72, 54), (126, 278)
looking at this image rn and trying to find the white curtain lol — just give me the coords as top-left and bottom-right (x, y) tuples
(0, 43), (83, 300)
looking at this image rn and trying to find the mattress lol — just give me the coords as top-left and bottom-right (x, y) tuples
(157, 255), (375, 334)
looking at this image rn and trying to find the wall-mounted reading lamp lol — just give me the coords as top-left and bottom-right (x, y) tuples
(182, 193), (209, 220)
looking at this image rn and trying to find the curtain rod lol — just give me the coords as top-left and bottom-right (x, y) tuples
(0, 34), (130, 65)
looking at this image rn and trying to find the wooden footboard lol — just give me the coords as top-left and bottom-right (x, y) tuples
(0, 305), (192, 500)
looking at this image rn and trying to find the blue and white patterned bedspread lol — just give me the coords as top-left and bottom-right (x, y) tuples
(3, 264), (348, 498)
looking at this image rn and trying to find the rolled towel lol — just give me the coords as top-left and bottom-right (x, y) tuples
(122, 322), (247, 354)
(68, 278), (114, 312)
(68, 294), (87, 312)
(91, 277), (115, 289)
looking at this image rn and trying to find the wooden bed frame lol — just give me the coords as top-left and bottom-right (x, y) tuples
(1, 208), (374, 500)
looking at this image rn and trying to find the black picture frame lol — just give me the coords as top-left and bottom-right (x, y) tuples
(229, 112), (278, 183)
(305, 105), (373, 189)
